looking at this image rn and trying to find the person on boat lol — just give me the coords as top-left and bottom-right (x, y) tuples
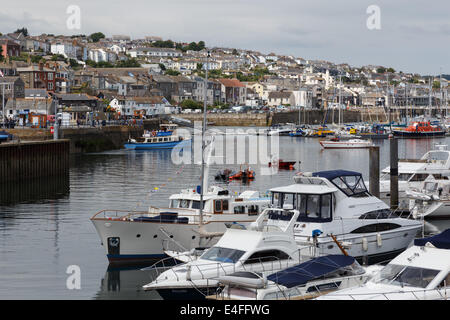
(151, 130), (157, 137)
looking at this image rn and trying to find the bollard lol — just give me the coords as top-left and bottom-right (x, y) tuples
(369, 145), (380, 198)
(390, 137), (399, 210)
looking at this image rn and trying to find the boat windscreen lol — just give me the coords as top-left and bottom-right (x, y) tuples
(201, 247), (245, 264)
(330, 175), (368, 197)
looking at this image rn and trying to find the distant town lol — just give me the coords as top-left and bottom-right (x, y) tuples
(0, 28), (448, 127)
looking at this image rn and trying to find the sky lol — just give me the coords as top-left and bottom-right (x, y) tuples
(1, 0), (449, 75)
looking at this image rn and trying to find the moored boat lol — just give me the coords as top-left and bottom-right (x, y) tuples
(392, 121), (446, 137)
(319, 138), (373, 149)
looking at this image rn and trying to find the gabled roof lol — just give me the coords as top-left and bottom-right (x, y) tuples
(217, 78), (245, 88)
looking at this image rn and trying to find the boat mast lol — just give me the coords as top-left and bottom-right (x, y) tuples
(199, 51), (210, 226)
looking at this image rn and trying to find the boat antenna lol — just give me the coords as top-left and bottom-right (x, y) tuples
(199, 50), (210, 227)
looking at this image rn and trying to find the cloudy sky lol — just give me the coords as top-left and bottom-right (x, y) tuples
(1, 0), (449, 75)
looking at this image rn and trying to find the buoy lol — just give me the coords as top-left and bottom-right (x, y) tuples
(362, 237), (368, 251)
(376, 233), (382, 247)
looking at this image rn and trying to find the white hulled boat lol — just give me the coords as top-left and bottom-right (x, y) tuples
(406, 178), (450, 219)
(211, 255), (382, 300)
(319, 138), (373, 149)
(142, 208), (312, 299)
(91, 186), (270, 265)
(374, 144), (450, 211)
(272, 170), (422, 264)
(316, 229), (450, 300)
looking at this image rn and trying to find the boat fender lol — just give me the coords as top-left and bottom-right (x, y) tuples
(362, 237), (368, 251)
(376, 233), (382, 247)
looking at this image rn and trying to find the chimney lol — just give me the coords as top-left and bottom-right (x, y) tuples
(27, 55), (31, 65)
(39, 61), (43, 71)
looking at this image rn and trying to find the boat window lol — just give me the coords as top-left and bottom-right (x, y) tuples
(351, 223), (401, 233)
(179, 199), (190, 208)
(191, 201), (205, 210)
(271, 192), (295, 208)
(297, 194), (333, 223)
(424, 182), (438, 193)
(222, 200), (229, 211)
(234, 206), (246, 214)
(359, 209), (396, 219)
(243, 250), (291, 265)
(170, 199), (178, 208)
(372, 264), (440, 289)
(201, 247), (245, 264)
(321, 194), (332, 220)
(425, 151), (449, 162)
(268, 210), (294, 221)
(248, 205), (259, 215)
(215, 200), (223, 212)
(330, 174), (369, 197)
(409, 174), (430, 182)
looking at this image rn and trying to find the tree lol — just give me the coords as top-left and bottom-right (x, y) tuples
(89, 32), (105, 43)
(180, 99), (202, 109)
(158, 63), (166, 71)
(376, 67), (386, 74)
(232, 49), (238, 55)
(165, 69), (180, 76)
(14, 27), (28, 36)
(69, 59), (80, 69)
(387, 67), (395, 73)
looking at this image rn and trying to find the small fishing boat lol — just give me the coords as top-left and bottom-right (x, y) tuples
(268, 159), (296, 170)
(392, 121), (446, 138)
(228, 167), (255, 181)
(316, 230), (450, 300)
(319, 138), (373, 149)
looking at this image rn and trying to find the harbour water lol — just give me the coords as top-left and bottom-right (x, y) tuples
(1, 128), (450, 300)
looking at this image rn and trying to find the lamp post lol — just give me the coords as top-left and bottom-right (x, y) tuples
(53, 95), (59, 140)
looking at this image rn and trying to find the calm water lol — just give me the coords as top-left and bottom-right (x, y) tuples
(1, 129), (450, 299)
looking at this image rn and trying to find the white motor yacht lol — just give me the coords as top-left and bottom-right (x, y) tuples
(91, 186), (270, 265)
(142, 208), (314, 299)
(272, 170), (422, 264)
(374, 144), (450, 211)
(406, 177), (450, 219)
(211, 254), (382, 300)
(316, 229), (450, 300)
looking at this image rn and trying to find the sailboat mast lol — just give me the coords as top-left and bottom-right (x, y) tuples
(199, 51), (210, 224)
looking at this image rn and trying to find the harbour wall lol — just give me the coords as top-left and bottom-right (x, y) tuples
(0, 140), (70, 183)
(5, 119), (160, 154)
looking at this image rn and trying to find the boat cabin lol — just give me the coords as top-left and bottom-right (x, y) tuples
(168, 187), (268, 215)
(269, 171), (370, 223)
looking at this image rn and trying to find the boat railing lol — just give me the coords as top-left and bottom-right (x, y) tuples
(147, 246), (316, 286)
(333, 287), (448, 300)
(91, 208), (210, 224)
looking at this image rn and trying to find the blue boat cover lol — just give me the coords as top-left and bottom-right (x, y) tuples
(267, 255), (355, 288)
(414, 229), (450, 249)
(312, 170), (362, 180)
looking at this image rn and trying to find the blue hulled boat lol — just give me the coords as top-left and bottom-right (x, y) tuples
(124, 124), (190, 150)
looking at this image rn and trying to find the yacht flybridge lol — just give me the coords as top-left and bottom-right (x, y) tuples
(375, 144), (450, 211)
(271, 170), (422, 264)
(91, 186), (269, 264)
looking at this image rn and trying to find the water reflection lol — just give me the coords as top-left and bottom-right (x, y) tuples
(95, 266), (161, 300)
(0, 174), (70, 206)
